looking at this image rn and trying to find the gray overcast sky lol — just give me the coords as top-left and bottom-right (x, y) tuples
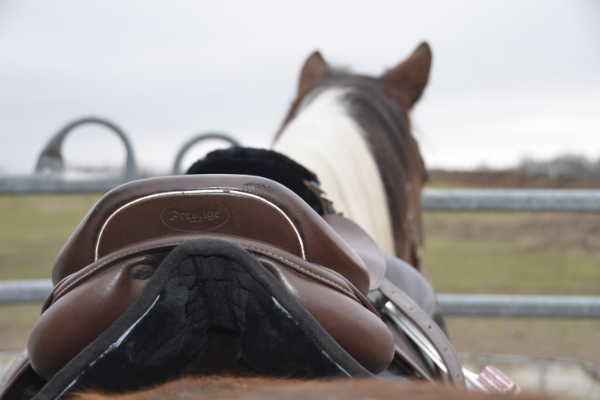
(0, 0), (599, 175)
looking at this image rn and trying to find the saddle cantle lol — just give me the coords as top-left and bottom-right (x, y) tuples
(0, 173), (467, 400)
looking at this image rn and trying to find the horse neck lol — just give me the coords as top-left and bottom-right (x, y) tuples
(272, 88), (395, 256)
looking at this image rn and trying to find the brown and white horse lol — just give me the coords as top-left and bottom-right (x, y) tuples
(3, 44), (491, 400)
(273, 43), (431, 270)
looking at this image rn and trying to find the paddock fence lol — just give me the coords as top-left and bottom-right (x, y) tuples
(1, 188), (599, 316)
(1, 279), (599, 318)
(0, 118), (599, 317)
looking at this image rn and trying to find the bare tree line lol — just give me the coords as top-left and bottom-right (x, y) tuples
(515, 154), (600, 179)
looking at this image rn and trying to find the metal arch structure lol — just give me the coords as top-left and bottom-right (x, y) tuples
(34, 117), (137, 182)
(171, 132), (242, 175)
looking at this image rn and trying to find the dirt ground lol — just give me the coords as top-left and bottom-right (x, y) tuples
(446, 317), (600, 366)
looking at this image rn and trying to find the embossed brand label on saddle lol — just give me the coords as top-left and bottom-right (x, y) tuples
(161, 198), (229, 231)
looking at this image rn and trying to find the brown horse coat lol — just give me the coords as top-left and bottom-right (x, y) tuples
(73, 376), (547, 400)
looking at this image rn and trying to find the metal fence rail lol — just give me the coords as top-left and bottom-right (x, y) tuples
(0, 172), (129, 194)
(1, 279), (599, 318)
(3, 180), (600, 214)
(421, 189), (600, 212)
(0, 280), (53, 304)
(438, 294), (600, 318)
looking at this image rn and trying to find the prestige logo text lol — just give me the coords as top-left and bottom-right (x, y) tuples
(167, 209), (221, 224)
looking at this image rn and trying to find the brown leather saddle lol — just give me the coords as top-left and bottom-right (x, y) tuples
(0, 174), (465, 400)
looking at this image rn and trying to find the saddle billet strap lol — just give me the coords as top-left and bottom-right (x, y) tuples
(382, 319), (435, 382)
(378, 279), (466, 387)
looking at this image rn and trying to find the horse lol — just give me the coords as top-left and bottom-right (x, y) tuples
(273, 43), (431, 270)
(1, 43), (521, 400)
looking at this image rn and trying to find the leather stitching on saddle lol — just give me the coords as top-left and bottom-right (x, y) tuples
(241, 245), (357, 299)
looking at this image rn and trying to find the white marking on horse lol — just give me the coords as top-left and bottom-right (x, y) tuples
(273, 88), (395, 256)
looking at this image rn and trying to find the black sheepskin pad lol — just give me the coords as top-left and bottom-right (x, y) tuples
(35, 239), (369, 399)
(186, 148), (324, 214)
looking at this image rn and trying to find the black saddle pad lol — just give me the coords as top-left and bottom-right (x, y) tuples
(35, 238), (370, 400)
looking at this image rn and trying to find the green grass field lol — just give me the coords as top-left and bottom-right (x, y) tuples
(1, 194), (599, 364)
(427, 239), (599, 295)
(423, 211), (600, 296)
(0, 194), (101, 280)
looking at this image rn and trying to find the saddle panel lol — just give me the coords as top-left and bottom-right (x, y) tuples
(29, 254), (162, 381)
(255, 256), (394, 373)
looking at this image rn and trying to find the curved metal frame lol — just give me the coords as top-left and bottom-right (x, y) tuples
(172, 132), (241, 175)
(34, 117), (137, 181)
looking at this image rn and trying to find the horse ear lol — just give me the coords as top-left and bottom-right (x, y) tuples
(383, 42), (432, 110)
(298, 51), (328, 99)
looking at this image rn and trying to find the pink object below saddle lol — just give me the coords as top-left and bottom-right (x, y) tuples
(477, 366), (521, 395)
